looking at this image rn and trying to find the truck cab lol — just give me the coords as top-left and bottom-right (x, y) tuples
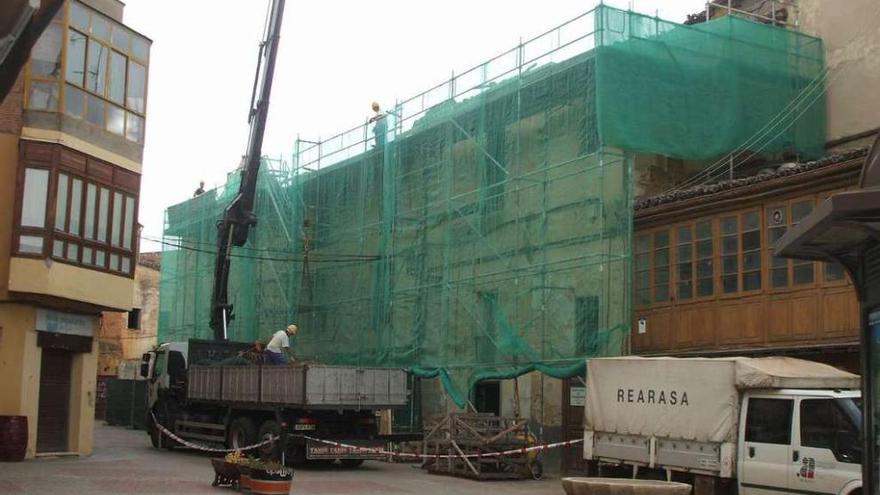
(739, 389), (861, 495)
(141, 342), (188, 412)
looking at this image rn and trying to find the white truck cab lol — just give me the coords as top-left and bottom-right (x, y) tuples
(583, 356), (862, 495)
(739, 389), (861, 495)
(141, 342), (189, 410)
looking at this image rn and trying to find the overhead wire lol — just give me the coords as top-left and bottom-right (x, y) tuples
(143, 235), (381, 264)
(141, 234), (376, 260)
(660, 3), (880, 196)
(663, 63), (831, 194)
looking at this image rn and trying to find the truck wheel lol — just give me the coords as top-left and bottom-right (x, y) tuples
(340, 459), (365, 468)
(149, 421), (160, 448)
(148, 410), (174, 449)
(228, 417), (258, 450)
(258, 419), (281, 459)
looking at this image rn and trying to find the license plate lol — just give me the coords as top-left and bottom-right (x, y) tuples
(306, 440), (384, 460)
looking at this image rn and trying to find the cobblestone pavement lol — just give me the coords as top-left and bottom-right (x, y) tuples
(0, 422), (565, 494)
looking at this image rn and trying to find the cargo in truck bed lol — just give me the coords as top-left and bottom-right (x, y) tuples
(187, 364), (408, 409)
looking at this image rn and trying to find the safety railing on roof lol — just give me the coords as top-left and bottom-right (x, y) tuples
(293, 8), (601, 172)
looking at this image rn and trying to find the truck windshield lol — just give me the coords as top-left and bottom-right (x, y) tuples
(837, 397), (862, 433)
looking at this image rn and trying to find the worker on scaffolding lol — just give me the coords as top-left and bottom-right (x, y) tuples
(368, 101), (387, 149)
(265, 324), (298, 364)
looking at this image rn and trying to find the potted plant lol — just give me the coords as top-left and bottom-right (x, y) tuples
(210, 453), (241, 489)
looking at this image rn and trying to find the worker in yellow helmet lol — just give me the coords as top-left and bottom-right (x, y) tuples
(265, 324), (298, 364)
(368, 101), (387, 148)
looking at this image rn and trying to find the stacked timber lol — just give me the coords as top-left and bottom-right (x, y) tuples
(421, 413), (531, 480)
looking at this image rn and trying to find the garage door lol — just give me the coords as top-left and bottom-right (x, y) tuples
(37, 349), (72, 453)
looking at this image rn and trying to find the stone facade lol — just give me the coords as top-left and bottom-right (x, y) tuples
(97, 255), (160, 377)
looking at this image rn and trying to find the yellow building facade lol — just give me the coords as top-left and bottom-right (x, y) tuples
(0, 0), (148, 457)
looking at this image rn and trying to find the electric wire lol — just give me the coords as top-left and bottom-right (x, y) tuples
(660, 4), (880, 196)
(141, 234), (377, 260)
(143, 235), (381, 264)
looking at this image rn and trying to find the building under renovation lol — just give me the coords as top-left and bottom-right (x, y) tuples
(158, 5), (825, 443)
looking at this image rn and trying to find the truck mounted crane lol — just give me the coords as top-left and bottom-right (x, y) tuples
(140, 1), (411, 464)
(209, 0), (285, 340)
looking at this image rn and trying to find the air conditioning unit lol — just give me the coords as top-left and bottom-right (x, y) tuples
(0, 0), (41, 68)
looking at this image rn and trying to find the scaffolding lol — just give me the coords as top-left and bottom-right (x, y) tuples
(159, 5), (825, 407)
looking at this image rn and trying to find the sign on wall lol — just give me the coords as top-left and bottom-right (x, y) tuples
(570, 386), (586, 407)
(35, 309), (95, 337)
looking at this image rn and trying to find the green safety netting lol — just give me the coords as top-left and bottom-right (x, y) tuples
(159, 6), (825, 408)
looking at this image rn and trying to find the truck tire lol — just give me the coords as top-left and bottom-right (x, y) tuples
(340, 459), (365, 468)
(258, 419), (281, 459)
(228, 417), (258, 450)
(149, 421), (160, 448)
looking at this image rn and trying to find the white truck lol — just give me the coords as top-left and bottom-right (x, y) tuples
(582, 356), (862, 495)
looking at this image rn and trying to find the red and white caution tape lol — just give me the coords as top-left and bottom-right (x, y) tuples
(150, 413), (582, 459)
(150, 412), (278, 453)
(299, 435), (583, 459)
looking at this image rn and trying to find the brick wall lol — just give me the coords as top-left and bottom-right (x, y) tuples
(0, 72), (23, 135)
(97, 263), (159, 376)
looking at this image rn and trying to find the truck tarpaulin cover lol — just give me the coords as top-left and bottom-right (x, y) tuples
(585, 357), (858, 444)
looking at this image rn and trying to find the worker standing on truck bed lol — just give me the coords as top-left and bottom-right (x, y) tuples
(266, 324), (297, 364)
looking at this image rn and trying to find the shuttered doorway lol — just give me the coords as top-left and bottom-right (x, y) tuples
(37, 349), (72, 453)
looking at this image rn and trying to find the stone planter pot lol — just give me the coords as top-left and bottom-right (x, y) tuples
(561, 477), (692, 495)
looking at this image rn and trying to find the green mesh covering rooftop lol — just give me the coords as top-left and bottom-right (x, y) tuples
(159, 6), (825, 407)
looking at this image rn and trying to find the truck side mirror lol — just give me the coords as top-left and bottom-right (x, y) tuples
(140, 353), (151, 378)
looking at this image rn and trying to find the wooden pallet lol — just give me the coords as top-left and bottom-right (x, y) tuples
(421, 413), (531, 480)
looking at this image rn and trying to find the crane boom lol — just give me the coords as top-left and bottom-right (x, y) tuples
(209, 0), (286, 340)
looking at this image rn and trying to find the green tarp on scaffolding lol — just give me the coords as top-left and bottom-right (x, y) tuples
(158, 6), (825, 408)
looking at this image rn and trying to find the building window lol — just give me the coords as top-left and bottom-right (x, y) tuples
(635, 234), (651, 306)
(721, 216), (739, 293)
(695, 220), (713, 297)
(29, 1), (151, 144)
(653, 231), (670, 303)
(676, 225), (693, 300)
(85, 39), (108, 95)
(14, 145), (138, 277)
(127, 62), (147, 114)
(21, 168), (50, 228)
(720, 211), (761, 294)
(791, 200), (814, 285)
(67, 30), (87, 86)
(767, 199), (816, 289)
(767, 205), (789, 287)
(575, 296), (599, 354)
(825, 262), (846, 282)
(128, 308), (141, 330)
(30, 24), (62, 79)
(741, 211), (761, 291)
(19, 235), (44, 255)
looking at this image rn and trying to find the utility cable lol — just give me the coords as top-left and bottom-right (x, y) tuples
(141, 234), (378, 261)
(145, 236), (382, 264)
(661, 3), (880, 196)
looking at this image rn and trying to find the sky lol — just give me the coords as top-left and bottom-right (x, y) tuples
(123, 0), (705, 252)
